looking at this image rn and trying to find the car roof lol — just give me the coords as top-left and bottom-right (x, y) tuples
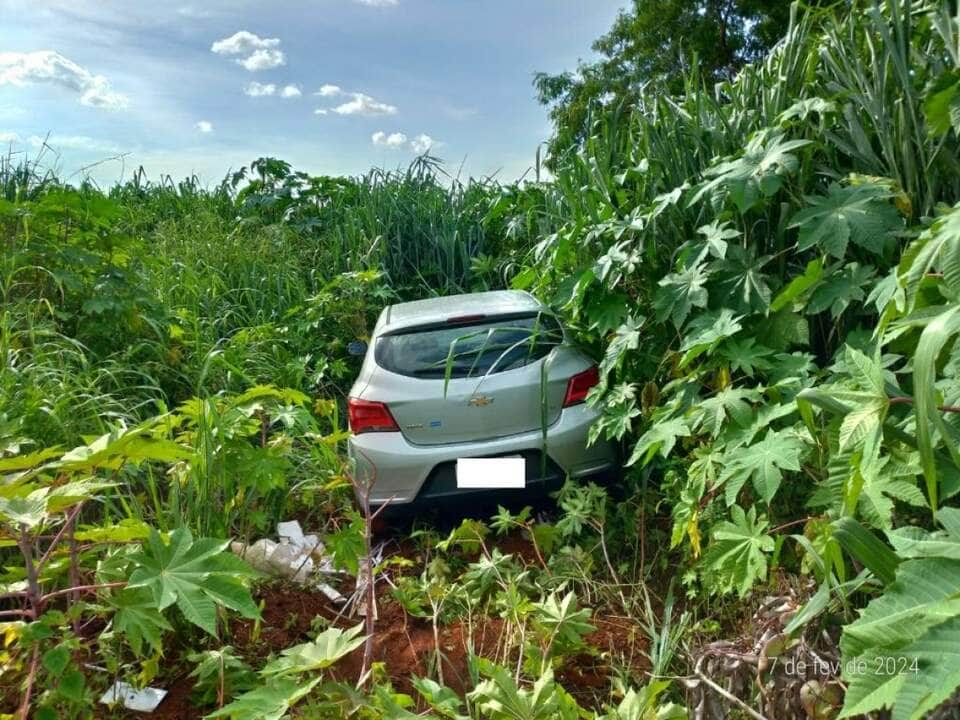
(379, 290), (544, 333)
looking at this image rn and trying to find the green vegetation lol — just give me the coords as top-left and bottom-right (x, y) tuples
(534, 0), (840, 162)
(3, 0), (960, 718)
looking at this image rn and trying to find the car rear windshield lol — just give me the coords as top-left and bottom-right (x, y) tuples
(375, 313), (563, 379)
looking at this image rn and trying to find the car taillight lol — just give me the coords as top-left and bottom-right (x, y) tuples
(563, 366), (599, 407)
(348, 398), (399, 433)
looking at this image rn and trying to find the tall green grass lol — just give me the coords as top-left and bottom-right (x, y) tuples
(0, 150), (529, 455)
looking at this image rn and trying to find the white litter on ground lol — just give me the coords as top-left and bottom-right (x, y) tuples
(231, 520), (393, 617)
(99, 681), (167, 712)
(231, 520), (347, 603)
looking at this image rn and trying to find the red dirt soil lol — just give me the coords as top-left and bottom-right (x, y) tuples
(95, 532), (649, 718)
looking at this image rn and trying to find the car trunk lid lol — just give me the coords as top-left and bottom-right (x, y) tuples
(365, 313), (584, 445)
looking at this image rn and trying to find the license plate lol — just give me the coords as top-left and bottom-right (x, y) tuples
(456, 456), (525, 489)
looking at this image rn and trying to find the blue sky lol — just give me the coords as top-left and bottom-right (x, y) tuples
(0, 0), (626, 187)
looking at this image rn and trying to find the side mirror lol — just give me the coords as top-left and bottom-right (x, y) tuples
(347, 340), (368, 357)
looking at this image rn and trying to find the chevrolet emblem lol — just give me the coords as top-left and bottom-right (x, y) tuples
(468, 395), (493, 407)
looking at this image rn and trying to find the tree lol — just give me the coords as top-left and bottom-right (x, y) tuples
(534, 0), (839, 163)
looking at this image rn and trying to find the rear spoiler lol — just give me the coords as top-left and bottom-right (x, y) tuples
(378, 310), (560, 338)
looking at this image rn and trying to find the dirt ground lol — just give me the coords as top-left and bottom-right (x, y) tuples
(90, 530), (649, 719)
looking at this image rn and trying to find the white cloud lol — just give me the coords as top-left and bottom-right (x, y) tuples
(0, 131), (20, 143)
(370, 130), (437, 152)
(332, 92), (397, 117)
(313, 108), (328, 115)
(244, 83), (299, 98)
(410, 133), (433, 153)
(211, 31), (285, 71)
(244, 81), (276, 97)
(0, 50), (128, 109)
(354, 0), (399, 6)
(211, 31), (279, 56)
(238, 49), (285, 72)
(195, 120), (213, 133)
(315, 85), (396, 116)
(372, 130), (407, 148)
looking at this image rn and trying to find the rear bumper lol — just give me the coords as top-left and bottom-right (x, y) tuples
(347, 403), (617, 506)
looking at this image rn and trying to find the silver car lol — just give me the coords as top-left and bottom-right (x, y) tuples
(346, 290), (617, 508)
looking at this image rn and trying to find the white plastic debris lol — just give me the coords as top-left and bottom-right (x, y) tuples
(230, 539), (312, 583)
(232, 538), (276, 567)
(277, 520), (305, 544)
(277, 520), (325, 557)
(99, 681), (167, 712)
(317, 581), (347, 604)
(230, 520), (343, 591)
(270, 542), (315, 583)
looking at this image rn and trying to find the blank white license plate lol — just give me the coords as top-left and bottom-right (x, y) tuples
(456, 457), (525, 489)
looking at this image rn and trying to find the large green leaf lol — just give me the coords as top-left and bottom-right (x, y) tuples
(599, 316), (644, 379)
(711, 246), (773, 314)
(126, 528), (259, 636)
(111, 587), (173, 656)
(843, 615), (960, 720)
(678, 309), (742, 367)
(913, 304), (960, 514)
(686, 220), (739, 264)
(718, 338), (776, 376)
(770, 258), (823, 312)
(691, 387), (758, 438)
(841, 557), (960, 658)
(205, 677), (320, 720)
(532, 591), (594, 649)
(468, 659), (582, 720)
(806, 262), (876, 318)
(609, 682), (687, 720)
(690, 131), (810, 213)
(886, 508), (960, 559)
(412, 677), (470, 720)
(55, 425), (190, 472)
(832, 517), (901, 585)
(720, 429), (806, 504)
(261, 623), (366, 676)
(790, 183), (901, 259)
(841, 545), (960, 720)
(857, 455), (927, 529)
(626, 417), (690, 467)
(585, 292), (631, 335)
(835, 347), (888, 453)
(0, 448), (62, 473)
(900, 202), (960, 306)
(653, 263), (710, 328)
(0, 490), (48, 528)
(703, 506), (775, 597)
(924, 72), (960, 138)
